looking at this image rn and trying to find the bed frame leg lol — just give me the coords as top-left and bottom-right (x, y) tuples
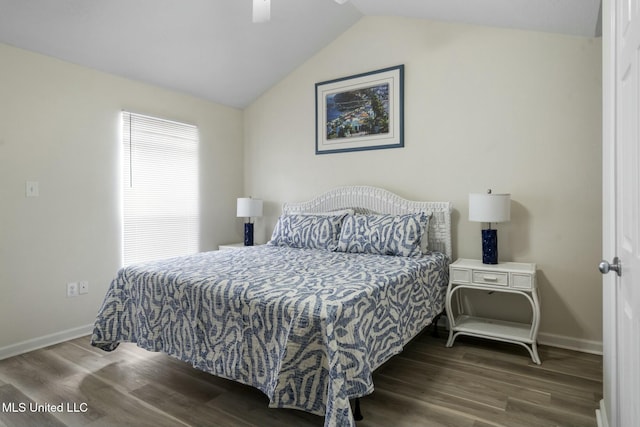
(354, 398), (363, 421)
(431, 310), (445, 338)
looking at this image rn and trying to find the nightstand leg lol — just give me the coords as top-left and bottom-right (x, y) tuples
(444, 282), (457, 348)
(446, 330), (456, 347)
(531, 342), (541, 365)
(530, 289), (542, 364)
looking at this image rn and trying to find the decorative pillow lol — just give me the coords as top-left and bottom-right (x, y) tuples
(335, 214), (396, 256)
(267, 213), (347, 250)
(388, 212), (430, 257)
(336, 212), (429, 257)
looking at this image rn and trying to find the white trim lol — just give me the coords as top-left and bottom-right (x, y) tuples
(596, 399), (610, 427)
(442, 316), (602, 355)
(538, 331), (603, 355)
(0, 324), (93, 360)
(601, 1), (617, 426)
(0, 322), (603, 363)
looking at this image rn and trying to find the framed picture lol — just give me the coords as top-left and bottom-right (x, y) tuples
(315, 64), (404, 155)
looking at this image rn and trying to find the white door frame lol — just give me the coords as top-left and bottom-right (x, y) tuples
(600, 0), (617, 425)
(600, 0), (640, 425)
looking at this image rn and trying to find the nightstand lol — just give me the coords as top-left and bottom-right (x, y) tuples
(445, 258), (541, 364)
(218, 243), (264, 250)
(218, 243), (247, 250)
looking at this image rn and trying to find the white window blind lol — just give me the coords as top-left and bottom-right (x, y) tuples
(122, 111), (199, 266)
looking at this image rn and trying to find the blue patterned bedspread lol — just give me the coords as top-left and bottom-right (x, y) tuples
(91, 246), (449, 426)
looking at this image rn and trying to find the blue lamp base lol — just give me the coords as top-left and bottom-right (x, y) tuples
(481, 229), (498, 264)
(244, 223), (254, 246)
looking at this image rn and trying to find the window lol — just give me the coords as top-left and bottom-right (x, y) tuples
(122, 111), (199, 266)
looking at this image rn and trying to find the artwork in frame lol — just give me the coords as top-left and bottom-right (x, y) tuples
(315, 65), (404, 155)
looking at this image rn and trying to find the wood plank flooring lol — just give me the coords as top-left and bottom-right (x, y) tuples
(0, 331), (602, 427)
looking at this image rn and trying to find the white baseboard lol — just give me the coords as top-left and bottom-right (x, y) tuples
(596, 399), (609, 427)
(0, 324), (94, 361)
(0, 322), (603, 360)
(537, 331), (603, 355)
(439, 316), (603, 355)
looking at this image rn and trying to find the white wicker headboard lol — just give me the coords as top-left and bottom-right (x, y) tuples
(282, 185), (452, 259)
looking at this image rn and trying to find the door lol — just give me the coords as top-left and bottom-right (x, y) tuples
(602, 0), (640, 426)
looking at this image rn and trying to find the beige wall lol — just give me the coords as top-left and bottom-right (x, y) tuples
(244, 17), (603, 350)
(0, 15), (603, 355)
(0, 43), (244, 351)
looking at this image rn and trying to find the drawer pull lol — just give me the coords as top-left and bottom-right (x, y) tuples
(472, 270), (508, 286)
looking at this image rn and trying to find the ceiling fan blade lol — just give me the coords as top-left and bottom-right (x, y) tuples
(253, 0), (270, 23)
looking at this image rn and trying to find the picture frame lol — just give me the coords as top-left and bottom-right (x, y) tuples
(315, 64), (404, 155)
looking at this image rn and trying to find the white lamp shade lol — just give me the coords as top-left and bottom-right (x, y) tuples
(237, 198), (263, 218)
(469, 193), (511, 223)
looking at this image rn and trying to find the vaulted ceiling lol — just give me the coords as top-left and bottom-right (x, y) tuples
(0, 0), (602, 109)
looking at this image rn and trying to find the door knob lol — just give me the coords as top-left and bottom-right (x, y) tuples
(599, 257), (622, 276)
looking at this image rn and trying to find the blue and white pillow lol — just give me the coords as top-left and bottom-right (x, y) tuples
(388, 212), (430, 257)
(335, 214), (395, 256)
(336, 212), (429, 257)
(267, 213), (347, 250)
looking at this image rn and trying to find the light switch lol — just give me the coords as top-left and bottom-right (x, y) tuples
(26, 181), (39, 197)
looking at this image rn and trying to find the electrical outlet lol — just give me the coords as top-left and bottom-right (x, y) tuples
(67, 282), (79, 298)
(79, 281), (89, 295)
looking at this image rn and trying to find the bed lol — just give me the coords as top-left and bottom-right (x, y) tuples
(91, 185), (452, 427)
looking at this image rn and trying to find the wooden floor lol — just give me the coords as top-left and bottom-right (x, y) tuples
(0, 331), (602, 427)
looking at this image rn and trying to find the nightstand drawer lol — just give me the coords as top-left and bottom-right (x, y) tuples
(451, 268), (471, 283)
(511, 273), (534, 289)
(472, 270), (508, 286)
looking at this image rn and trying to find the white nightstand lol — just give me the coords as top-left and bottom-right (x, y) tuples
(218, 243), (247, 250)
(218, 243), (264, 250)
(445, 258), (541, 364)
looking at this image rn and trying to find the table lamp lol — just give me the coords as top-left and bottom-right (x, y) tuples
(237, 197), (263, 246)
(469, 190), (510, 264)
